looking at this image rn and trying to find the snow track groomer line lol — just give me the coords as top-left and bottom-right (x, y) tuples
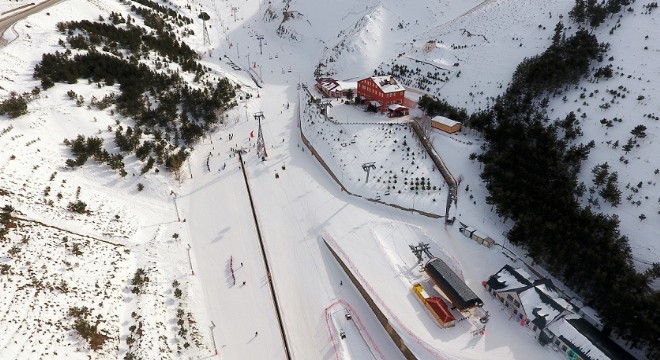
(236, 149), (292, 359)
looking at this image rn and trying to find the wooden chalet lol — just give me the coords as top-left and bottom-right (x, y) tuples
(485, 265), (572, 335)
(485, 265), (636, 360)
(315, 77), (352, 98)
(431, 115), (462, 134)
(387, 104), (409, 117)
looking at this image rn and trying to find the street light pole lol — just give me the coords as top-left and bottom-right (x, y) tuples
(171, 191), (180, 222)
(210, 321), (218, 355)
(186, 244), (194, 275)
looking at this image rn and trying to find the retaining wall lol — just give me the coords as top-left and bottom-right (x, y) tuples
(298, 88), (441, 219)
(323, 239), (420, 360)
(410, 121), (457, 220)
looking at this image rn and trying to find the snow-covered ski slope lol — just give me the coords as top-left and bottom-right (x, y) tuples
(0, 0), (653, 359)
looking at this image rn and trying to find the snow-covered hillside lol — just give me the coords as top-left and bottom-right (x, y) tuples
(0, 0), (654, 359)
(298, 92), (448, 216)
(0, 0), (220, 358)
(368, 0), (660, 271)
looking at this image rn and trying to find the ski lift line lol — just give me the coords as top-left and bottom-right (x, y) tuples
(256, 117), (322, 279)
(236, 151), (292, 359)
(632, 256), (654, 265)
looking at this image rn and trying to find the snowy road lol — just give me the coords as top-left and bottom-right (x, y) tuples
(0, 0), (66, 46)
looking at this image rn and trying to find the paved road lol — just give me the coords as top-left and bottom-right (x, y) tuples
(0, 0), (65, 47)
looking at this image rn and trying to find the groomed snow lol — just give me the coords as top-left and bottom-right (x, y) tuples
(1, 0), (651, 359)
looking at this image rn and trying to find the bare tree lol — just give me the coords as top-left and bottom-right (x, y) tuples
(416, 116), (433, 139)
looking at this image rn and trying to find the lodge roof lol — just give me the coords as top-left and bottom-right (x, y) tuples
(426, 297), (456, 324)
(486, 264), (534, 292)
(388, 104), (408, 111)
(361, 75), (405, 94)
(431, 115), (461, 127)
(424, 258), (483, 310)
(316, 77), (342, 93)
(549, 316), (636, 360)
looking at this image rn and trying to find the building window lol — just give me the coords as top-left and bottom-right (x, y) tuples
(513, 309), (517, 315)
(513, 300), (521, 308)
(505, 302), (509, 307)
(561, 345), (567, 351)
(506, 294), (513, 301)
(555, 340), (560, 346)
(533, 325), (537, 331)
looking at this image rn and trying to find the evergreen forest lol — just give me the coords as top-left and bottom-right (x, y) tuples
(418, 0), (659, 356)
(32, 8), (238, 178)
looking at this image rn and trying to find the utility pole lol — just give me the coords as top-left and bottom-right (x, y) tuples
(186, 244), (194, 275)
(210, 321), (218, 355)
(231, 6), (238, 22)
(171, 191), (180, 222)
(256, 35), (264, 55)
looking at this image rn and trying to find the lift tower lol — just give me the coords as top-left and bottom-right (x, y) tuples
(254, 111), (267, 159)
(256, 35), (265, 55)
(198, 12), (211, 45)
(362, 162), (376, 183)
